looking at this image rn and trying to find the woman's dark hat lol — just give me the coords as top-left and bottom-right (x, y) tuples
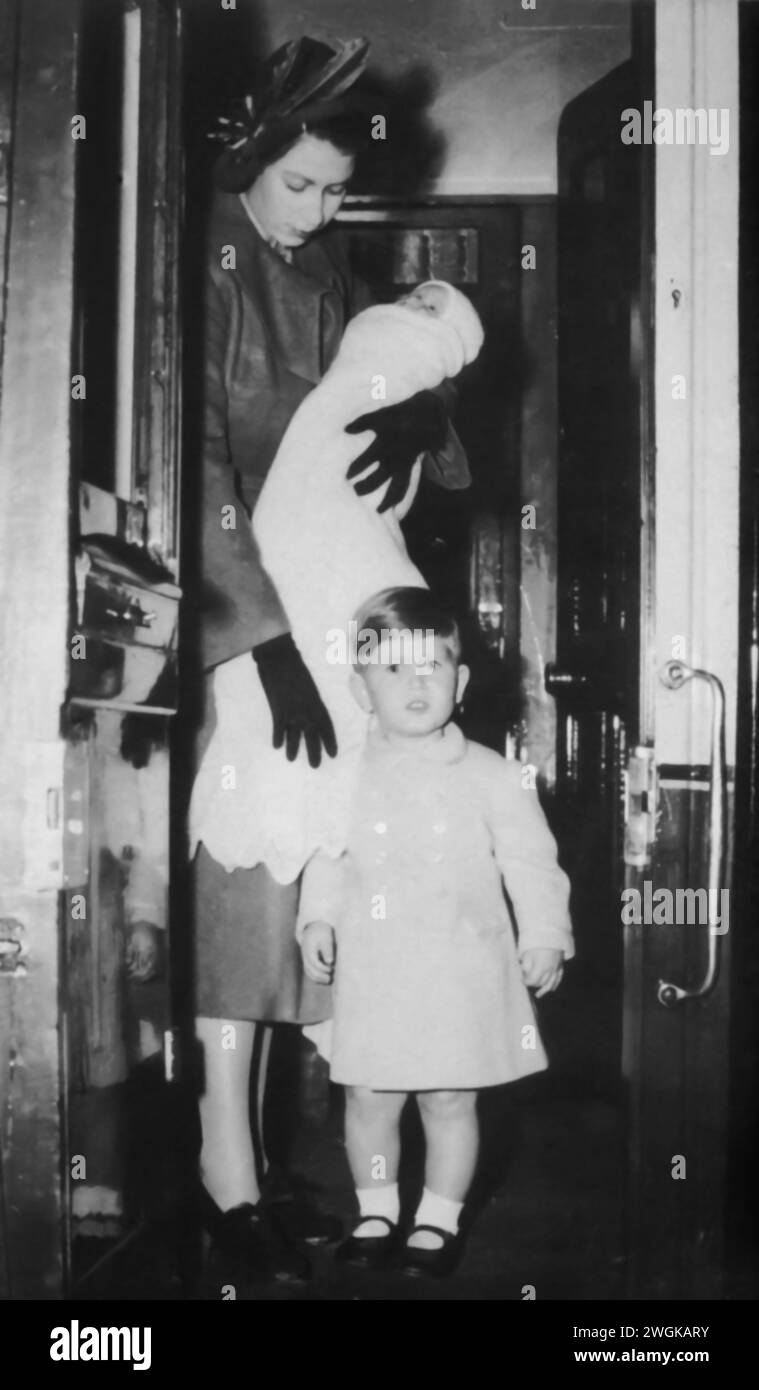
(210, 36), (371, 191)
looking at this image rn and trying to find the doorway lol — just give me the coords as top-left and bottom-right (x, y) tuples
(2, 0), (754, 1308)
(288, 2), (751, 1306)
(306, 125), (642, 1304)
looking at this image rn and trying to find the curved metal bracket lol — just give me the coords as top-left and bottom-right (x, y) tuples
(656, 660), (726, 1006)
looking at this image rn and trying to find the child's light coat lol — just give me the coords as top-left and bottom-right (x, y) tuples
(298, 722), (574, 1091)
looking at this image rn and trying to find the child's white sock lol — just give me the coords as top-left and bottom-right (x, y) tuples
(407, 1187), (463, 1249)
(353, 1182), (400, 1238)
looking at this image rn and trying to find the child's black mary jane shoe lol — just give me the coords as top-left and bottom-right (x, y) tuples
(334, 1216), (400, 1271)
(398, 1225), (462, 1279)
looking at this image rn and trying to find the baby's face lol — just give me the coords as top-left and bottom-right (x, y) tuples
(396, 284), (448, 318)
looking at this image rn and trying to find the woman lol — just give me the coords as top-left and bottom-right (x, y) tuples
(189, 35), (470, 1281)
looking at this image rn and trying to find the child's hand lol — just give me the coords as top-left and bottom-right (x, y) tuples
(520, 948), (564, 998)
(300, 922), (336, 985)
(126, 920), (164, 982)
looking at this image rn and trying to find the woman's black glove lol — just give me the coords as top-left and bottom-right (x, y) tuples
(345, 389), (449, 513)
(252, 632), (337, 769)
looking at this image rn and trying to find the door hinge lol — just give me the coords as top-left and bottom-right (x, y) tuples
(623, 745), (657, 868)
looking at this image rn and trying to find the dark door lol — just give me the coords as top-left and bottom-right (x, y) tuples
(554, 40), (660, 1286)
(550, 56), (650, 1099)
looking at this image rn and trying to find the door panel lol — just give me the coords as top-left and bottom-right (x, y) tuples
(729, 0), (759, 1293)
(0, 0), (78, 1299)
(555, 5), (741, 1299)
(624, 0), (740, 1300)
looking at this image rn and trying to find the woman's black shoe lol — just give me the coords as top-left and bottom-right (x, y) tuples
(197, 1185), (310, 1286)
(398, 1225), (462, 1279)
(334, 1216), (399, 1271)
(259, 1166), (342, 1246)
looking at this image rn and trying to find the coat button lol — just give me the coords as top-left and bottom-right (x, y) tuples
(376, 850), (387, 864)
(433, 823), (446, 835)
(374, 821), (387, 834)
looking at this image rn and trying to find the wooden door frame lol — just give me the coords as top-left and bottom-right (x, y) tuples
(653, 0), (740, 767)
(0, 0), (185, 1300)
(624, 0), (741, 1299)
(0, 0), (79, 1299)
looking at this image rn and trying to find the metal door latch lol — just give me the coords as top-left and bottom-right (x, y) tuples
(623, 745), (657, 867)
(0, 919), (27, 976)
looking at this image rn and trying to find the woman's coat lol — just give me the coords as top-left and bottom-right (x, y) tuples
(193, 190), (469, 672)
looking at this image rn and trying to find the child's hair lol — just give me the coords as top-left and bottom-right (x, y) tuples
(351, 586), (462, 667)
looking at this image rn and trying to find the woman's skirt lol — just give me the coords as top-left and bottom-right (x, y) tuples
(191, 669), (332, 1024)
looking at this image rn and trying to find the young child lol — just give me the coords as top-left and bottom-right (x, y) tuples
(297, 587), (574, 1278)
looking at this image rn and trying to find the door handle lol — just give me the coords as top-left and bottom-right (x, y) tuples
(656, 660), (726, 1006)
(545, 662), (625, 712)
(544, 666), (590, 693)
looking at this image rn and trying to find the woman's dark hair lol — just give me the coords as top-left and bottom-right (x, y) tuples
(213, 107), (370, 193)
(263, 110), (368, 164)
(351, 587), (463, 663)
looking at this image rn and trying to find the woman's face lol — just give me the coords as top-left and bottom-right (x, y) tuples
(246, 133), (355, 249)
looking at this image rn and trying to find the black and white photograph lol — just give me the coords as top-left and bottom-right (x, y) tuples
(0, 0), (758, 1344)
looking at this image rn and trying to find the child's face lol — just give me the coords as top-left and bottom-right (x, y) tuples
(351, 634), (470, 740)
(396, 284), (449, 318)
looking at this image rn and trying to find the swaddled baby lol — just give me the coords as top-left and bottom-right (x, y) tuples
(189, 283), (484, 881)
(387, 279), (484, 367)
(254, 277), (484, 606)
(342, 281), (485, 520)
(252, 279), (484, 737)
